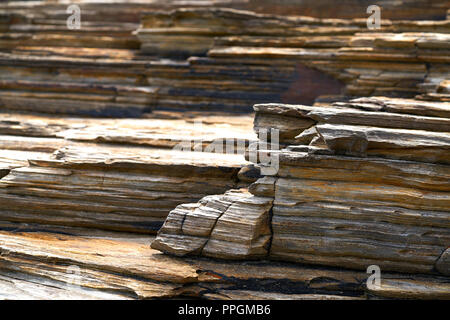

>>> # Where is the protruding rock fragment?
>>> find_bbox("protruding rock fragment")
[152,189,273,259]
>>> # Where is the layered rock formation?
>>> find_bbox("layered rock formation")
[2,5,449,116]
[138,8,450,104]
[4,0,448,21]
[0,112,256,235]
[0,0,449,301]
[235,0,450,20]
[152,188,273,259]
[0,56,156,116]
[153,96,450,278]
[0,1,251,116]
[1,230,449,299]
[0,1,146,116]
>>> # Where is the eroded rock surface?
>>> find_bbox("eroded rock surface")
[137,8,450,106]
[0,112,255,235]
[152,189,273,259]
[2,5,449,116]
[0,1,449,301]
[153,97,450,281]
[1,230,449,300]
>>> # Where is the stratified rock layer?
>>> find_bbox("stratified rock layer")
[1,230,449,299]
[153,96,450,278]
[0,1,249,116]
[137,8,450,106]
[2,6,449,116]
[0,112,255,235]
[152,189,273,259]
[259,97,450,275]
[0,0,449,301]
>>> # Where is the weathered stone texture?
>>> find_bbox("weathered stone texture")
[154,97,450,279]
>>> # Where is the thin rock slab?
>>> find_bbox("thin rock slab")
[1,230,448,299]
[152,189,273,260]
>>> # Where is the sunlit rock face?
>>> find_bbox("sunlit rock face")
[1,5,448,116]
[281,63,345,105]
[153,97,450,277]
[0,112,258,235]
[237,0,449,20]
[0,0,449,300]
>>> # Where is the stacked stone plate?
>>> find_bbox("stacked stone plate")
[252,97,450,275]
[153,96,450,278]
[0,111,256,235]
